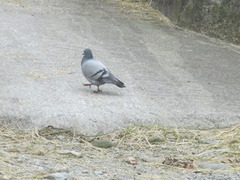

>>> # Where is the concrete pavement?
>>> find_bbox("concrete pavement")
[0,0,239,134]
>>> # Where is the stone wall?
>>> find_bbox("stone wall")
[150,0,240,45]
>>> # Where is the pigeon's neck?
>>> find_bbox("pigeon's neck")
[81,55,93,65]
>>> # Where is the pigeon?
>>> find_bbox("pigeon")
[81,48,125,93]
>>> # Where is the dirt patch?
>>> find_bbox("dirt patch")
[0,123,239,179]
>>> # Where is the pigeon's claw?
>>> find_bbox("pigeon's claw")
[93,86,101,93]
[93,90,101,93]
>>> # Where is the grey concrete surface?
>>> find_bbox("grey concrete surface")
[0,0,239,134]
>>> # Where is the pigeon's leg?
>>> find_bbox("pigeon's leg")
[93,86,102,93]
[83,83,92,88]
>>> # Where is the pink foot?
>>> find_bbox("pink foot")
[83,83,92,88]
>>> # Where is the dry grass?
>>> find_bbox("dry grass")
[0,123,239,179]
[1,123,240,152]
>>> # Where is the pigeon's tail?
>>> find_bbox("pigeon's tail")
[114,78,125,88]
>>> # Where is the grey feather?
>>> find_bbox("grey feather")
[81,49,125,91]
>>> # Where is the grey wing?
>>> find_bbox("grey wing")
[81,60,112,84]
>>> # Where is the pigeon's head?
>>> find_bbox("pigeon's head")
[82,48,93,60]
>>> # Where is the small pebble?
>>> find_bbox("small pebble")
[44,172,69,180]
[82,169,89,174]
[126,156,137,165]
[147,136,165,144]
[91,139,114,148]
[198,162,232,170]
[56,150,83,158]
[94,170,103,176]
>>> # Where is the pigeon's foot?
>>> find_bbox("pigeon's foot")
[93,86,102,93]
[83,83,92,88]
[93,90,102,93]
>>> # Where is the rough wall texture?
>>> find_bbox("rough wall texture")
[150,0,240,44]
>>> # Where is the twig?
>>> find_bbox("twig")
[217,124,240,137]
[145,136,153,147]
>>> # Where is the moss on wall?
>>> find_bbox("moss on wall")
[150,0,240,44]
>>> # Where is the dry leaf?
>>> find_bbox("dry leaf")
[162,157,194,169]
